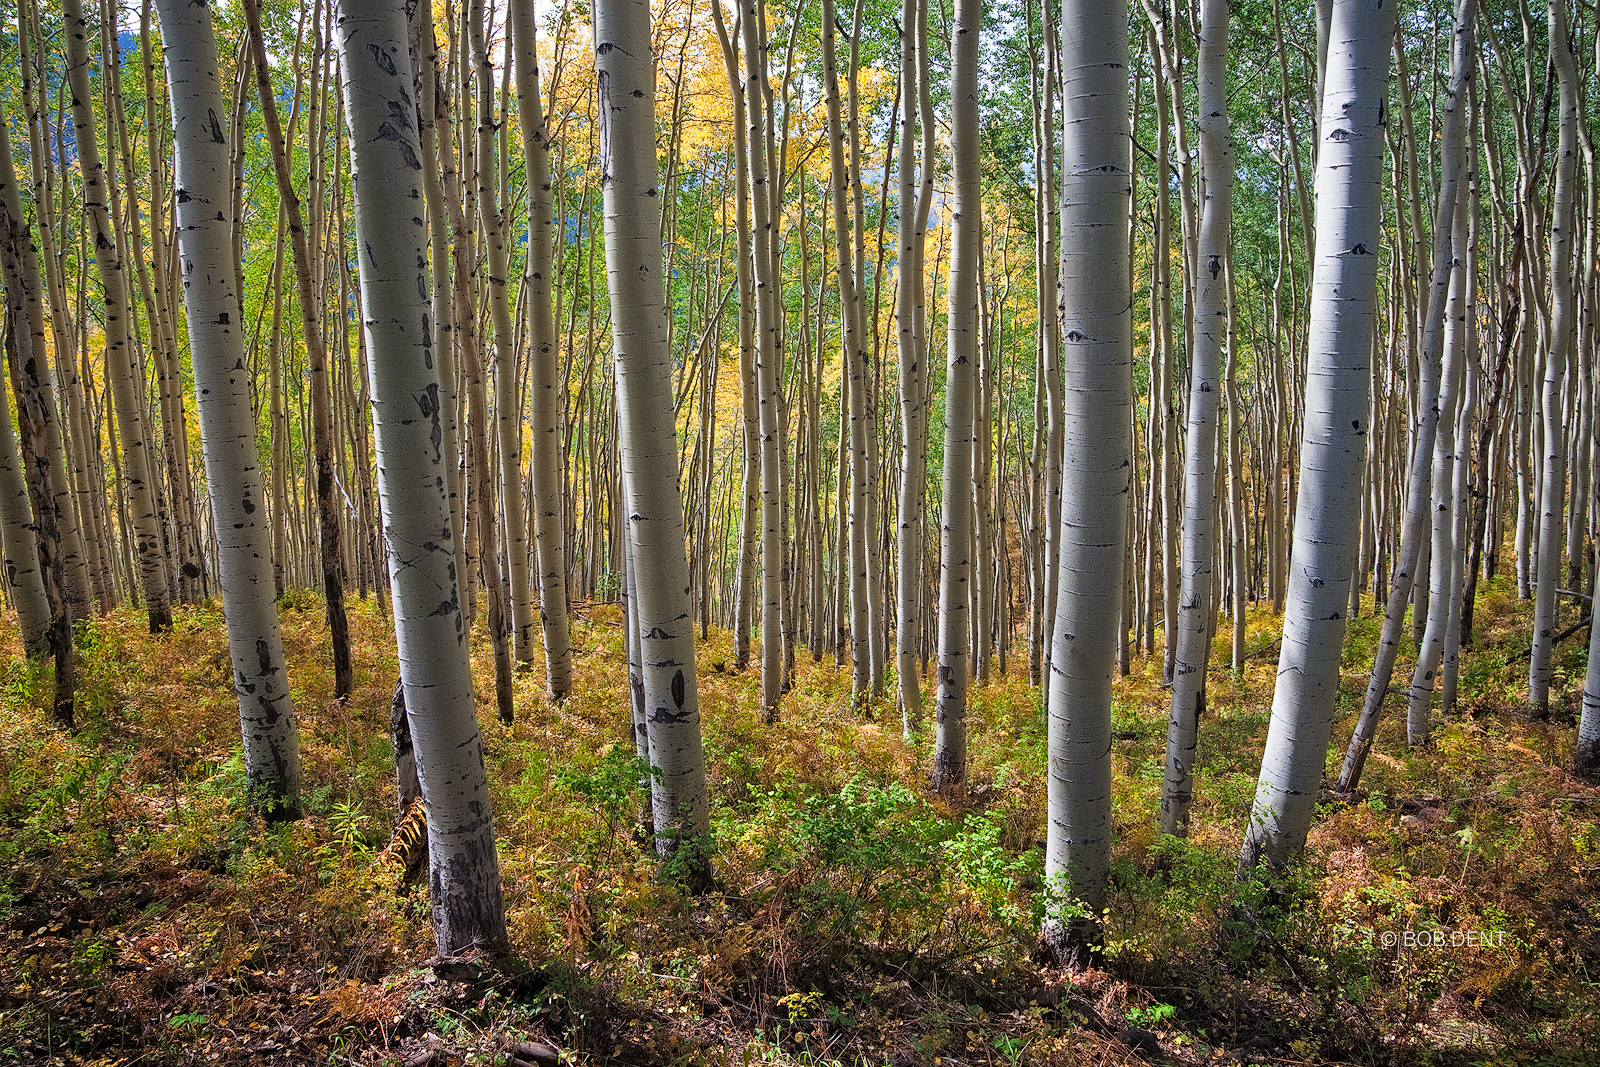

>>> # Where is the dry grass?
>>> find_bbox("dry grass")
[0,578,1596,1065]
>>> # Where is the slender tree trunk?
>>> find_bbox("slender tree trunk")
[822,0,877,711]
[894,0,927,733]
[1160,0,1231,838]
[710,0,760,677]
[594,0,711,884]
[241,0,353,699]
[157,0,303,817]
[1406,172,1472,747]
[931,0,980,794]
[1528,0,1580,715]
[61,0,172,633]
[1337,0,1473,793]
[0,352,51,656]
[339,0,507,953]
[738,0,787,724]
[470,0,537,670]
[509,0,575,701]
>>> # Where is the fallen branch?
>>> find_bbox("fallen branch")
[1508,615,1591,663]
[1243,636,1283,663]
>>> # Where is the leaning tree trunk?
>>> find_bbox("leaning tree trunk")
[1528,0,1580,716]
[1337,0,1473,793]
[1241,0,1394,873]
[508,0,574,701]
[1039,0,1132,969]
[241,0,353,700]
[1159,0,1231,839]
[156,0,302,818]
[0,351,50,656]
[1581,427,1600,773]
[1406,178,1471,748]
[337,0,507,954]
[594,0,712,886]
[61,0,172,633]
[930,0,980,794]
[0,111,88,646]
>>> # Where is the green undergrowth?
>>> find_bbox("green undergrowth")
[1,576,1597,1065]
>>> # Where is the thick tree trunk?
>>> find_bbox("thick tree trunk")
[594,0,712,885]
[1039,0,1131,968]
[1241,0,1394,872]
[338,0,507,953]
[157,0,302,818]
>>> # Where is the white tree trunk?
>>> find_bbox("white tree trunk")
[157,0,303,818]
[1241,0,1393,872]
[1405,181,1471,747]
[337,0,507,953]
[1160,0,1231,838]
[737,0,787,723]
[894,0,928,733]
[469,0,537,669]
[1337,0,1472,792]
[0,319,51,656]
[509,0,574,700]
[931,0,981,793]
[1040,0,1132,967]
[1528,0,1580,714]
[62,0,172,633]
[594,0,711,882]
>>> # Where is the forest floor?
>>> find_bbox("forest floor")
[1,579,1598,1067]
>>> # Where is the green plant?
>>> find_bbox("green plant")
[1125,1002,1177,1028]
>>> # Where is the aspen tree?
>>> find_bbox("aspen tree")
[1242,0,1394,871]
[931,0,981,794]
[1528,0,1580,715]
[894,0,929,731]
[1040,0,1132,967]
[737,0,787,723]
[468,0,537,669]
[337,0,507,951]
[241,0,354,699]
[1160,0,1232,838]
[156,0,303,818]
[708,0,760,677]
[1406,177,1471,747]
[61,0,173,633]
[0,357,50,656]
[509,0,575,701]
[594,0,712,883]
[1338,0,1473,792]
